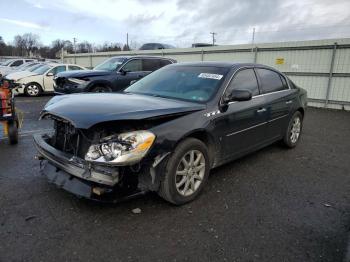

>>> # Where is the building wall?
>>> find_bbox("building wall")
[63,38,350,110]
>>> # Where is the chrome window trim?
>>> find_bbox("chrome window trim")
[119,57,175,73]
[220,65,291,106]
[226,122,266,137]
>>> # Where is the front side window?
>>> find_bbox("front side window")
[125,65,229,103]
[256,68,287,94]
[122,59,142,72]
[48,66,66,75]
[225,68,259,96]
[68,65,83,71]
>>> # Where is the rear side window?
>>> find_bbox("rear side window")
[160,59,172,67]
[226,68,259,96]
[142,59,159,71]
[256,68,287,94]
[142,59,172,71]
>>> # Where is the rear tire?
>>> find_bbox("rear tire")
[283,111,303,148]
[24,83,42,97]
[158,138,210,205]
[8,121,18,145]
[91,86,112,93]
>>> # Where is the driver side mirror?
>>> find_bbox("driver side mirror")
[223,89,252,103]
[47,72,54,77]
[119,68,129,75]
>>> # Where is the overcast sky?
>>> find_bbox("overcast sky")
[0,0,349,47]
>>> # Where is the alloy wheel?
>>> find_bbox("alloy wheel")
[175,150,206,197]
[290,116,301,143]
[27,85,40,96]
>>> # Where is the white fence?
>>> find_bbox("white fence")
[63,38,350,110]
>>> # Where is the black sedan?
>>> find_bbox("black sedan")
[34,62,307,205]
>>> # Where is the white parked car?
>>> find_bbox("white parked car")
[0,59,36,76]
[0,61,42,77]
[6,63,86,96]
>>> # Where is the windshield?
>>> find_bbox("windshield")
[17,62,36,70]
[93,57,125,71]
[27,64,44,71]
[32,64,51,74]
[125,65,229,103]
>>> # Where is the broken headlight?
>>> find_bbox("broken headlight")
[85,130,155,165]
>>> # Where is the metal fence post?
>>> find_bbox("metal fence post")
[201,49,204,61]
[325,42,337,107]
[89,55,93,69]
[74,55,77,65]
[254,47,258,63]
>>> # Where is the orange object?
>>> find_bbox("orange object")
[0,81,11,116]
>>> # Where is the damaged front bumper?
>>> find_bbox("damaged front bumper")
[33,134,146,202]
[34,134,119,186]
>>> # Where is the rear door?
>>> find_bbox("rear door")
[255,68,297,141]
[214,68,268,160]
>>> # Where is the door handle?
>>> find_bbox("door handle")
[286,100,293,104]
[256,108,266,113]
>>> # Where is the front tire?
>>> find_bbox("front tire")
[90,86,112,93]
[158,138,210,205]
[24,83,42,97]
[283,111,303,148]
[8,121,18,145]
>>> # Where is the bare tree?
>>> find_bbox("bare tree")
[13,35,26,56]
[22,33,40,56]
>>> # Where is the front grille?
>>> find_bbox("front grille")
[51,117,89,158]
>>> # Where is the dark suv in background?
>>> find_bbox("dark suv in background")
[53,56,176,94]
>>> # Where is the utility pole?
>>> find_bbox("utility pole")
[210,32,217,46]
[251,27,255,45]
[73,37,77,54]
[126,33,129,50]
[73,37,77,64]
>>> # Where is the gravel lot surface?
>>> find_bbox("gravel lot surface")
[0,95,349,262]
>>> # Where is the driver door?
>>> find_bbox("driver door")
[116,59,146,90]
[213,68,268,160]
[44,65,66,91]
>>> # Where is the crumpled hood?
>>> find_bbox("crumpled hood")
[42,93,206,129]
[56,70,111,79]
[0,67,15,76]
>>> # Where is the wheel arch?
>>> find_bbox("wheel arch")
[297,107,305,118]
[87,81,113,92]
[178,129,218,168]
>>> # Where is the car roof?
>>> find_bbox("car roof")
[110,55,176,61]
[170,61,277,70]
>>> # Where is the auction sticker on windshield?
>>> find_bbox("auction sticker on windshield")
[198,73,223,80]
